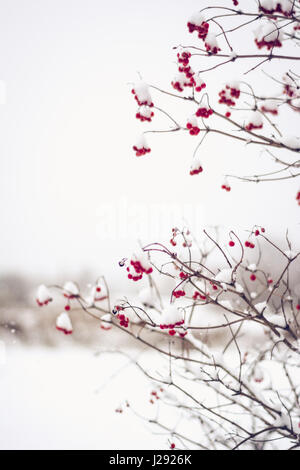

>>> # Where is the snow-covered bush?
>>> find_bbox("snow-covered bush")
[38,1,300,450]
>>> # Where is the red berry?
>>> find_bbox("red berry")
[229,241,235,247]
[250,274,256,282]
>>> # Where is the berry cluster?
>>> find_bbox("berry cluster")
[190,157,203,176]
[205,34,221,55]
[193,291,207,301]
[177,50,191,66]
[245,241,255,249]
[131,82,153,107]
[171,71,195,92]
[126,253,153,282]
[255,36,282,50]
[136,105,154,122]
[56,312,73,335]
[133,135,151,157]
[221,183,231,192]
[173,289,186,299]
[260,100,278,115]
[36,285,52,307]
[186,116,200,135]
[194,76,206,92]
[245,112,263,131]
[196,106,213,118]
[118,313,129,328]
[259,0,294,16]
[219,82,240,107]
[187,13,209,40]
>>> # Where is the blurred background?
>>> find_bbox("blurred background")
[0,0,299,449]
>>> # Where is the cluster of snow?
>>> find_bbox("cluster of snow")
[280,135,300,150]
[214,268,233,284]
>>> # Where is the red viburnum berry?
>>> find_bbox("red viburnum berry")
[170,443,176,449]
[169,329,176,336]
[187,116,200,136]
[250,274,257,282]
[229,241,235,247]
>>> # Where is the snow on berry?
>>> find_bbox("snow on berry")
[221,179,231,192]
[126,250,153,281]
[136,105,154,122]
[100,313,112,330]
[131,81,153,107]
[254,21,283,50]
[204,33,221,54]
[160,305,184,330]
[177,48,191,66]
[63,281,79,299]
[56,312,73,335]
[186,115,200,136]
[245,111,263,131]
[262,0,295,16]
[196,105,213,118]
[187,12,209,40]
[171,71,194,92]
[133,134,151,157]
[190,156,203,175]
[260,99,279,115]
[194,75,206,92]
[219,81,240,106]
[36,284,52,306]
[259,0,276,14]
[282,74,297,98]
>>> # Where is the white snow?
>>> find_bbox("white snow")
[214,268,233,284]
[188,12,205,26]
[63,281,79,296]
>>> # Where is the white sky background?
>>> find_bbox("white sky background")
[0,0,299,288]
